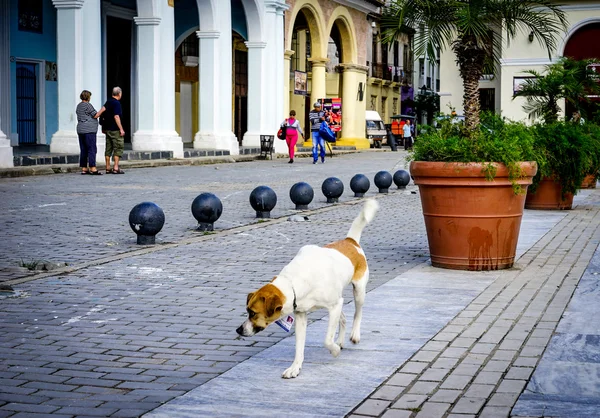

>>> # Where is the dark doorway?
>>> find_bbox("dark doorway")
[16,62,37,145]
[234,48,248,145]
[479,88,496,113]
[564,23,600,121]
[106,16,132,143]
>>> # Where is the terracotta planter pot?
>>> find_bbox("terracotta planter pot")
[525,177,573,210]
[410,161,537,271]
[580,174,598,189]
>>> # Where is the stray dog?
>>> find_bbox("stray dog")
[236,199,379,378]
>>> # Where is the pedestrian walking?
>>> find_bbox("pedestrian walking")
[403,119,413,150]
[102,87,126,174]
[282,110,304,164]
[308,102,326,164]
[76,90,104,175]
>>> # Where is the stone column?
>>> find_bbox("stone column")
[264,0,288,154]
[132,4,183,158]
[0,0,13,167]
[50,0,84,154]
[193,0,238,155]
[339,64,370,149]
[309,58,327,107]
[82,0,105,158]
[242,41,267,147]
[283,49,294,118]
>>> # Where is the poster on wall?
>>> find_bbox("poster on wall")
[319,98,342,133]
[294,71,307,95]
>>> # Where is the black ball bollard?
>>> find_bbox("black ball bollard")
[393,169,411,189]
[350,174,370,197]
[321,177,344,203]
[129,202,165,245]
[289,182,314,210]
[374,171,393,193]
[249,186,277,218]
[191,193,223,231]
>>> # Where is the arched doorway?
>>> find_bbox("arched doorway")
[287,4,325,142]
[103,0,137,144]
[563,21,600,121]
[175,32,199,145]
[325,10,366,147]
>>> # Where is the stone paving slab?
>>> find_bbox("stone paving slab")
[512,241,600,418]
[347,193,600,418]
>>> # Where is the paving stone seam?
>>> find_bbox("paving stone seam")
[2,193,391,287]
[347,204,600,418]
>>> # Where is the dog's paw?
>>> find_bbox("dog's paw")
[282,364,301,379]
[328,343,341,358]
[350,332,361,344]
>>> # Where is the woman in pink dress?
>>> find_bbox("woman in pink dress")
[282,110,304,164]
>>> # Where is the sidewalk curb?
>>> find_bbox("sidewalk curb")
[0,149,391,179]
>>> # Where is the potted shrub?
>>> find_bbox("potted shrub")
[381,0,567,271]
[513,58,600,205]
[525,123,599,209]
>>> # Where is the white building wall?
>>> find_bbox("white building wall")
[440,3,600,122]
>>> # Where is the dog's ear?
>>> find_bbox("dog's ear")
[246,292,254,306]
[266,294,283,318]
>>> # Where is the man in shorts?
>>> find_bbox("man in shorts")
[102,87,125,174]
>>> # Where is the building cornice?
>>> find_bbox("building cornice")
[133,17,161,26]
[500,58,557,67]
[264,0,289,12]
[245,41,267,49]
[196,30,220,39]
[52,0,84,9]
[339,63,369,74]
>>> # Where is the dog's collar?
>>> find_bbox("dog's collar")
[292,286,297,311]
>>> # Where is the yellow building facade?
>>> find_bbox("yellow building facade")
[284,0,388,149]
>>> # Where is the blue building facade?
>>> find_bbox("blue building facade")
[0,0,288,168]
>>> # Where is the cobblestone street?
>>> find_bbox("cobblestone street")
[1,152,599,418]
[0,151,410,283]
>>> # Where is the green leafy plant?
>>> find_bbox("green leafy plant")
[513,57,600,123]
[409,113,544,193]
[529,122,600,197]
[19,259,42,271]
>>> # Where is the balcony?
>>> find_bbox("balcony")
[371,63,404,82]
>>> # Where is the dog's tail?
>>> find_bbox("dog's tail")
[347,199,379,244]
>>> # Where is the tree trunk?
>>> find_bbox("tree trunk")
[454,37,486,138]
[462,72,481,133]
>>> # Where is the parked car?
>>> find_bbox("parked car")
[366,110,387,148]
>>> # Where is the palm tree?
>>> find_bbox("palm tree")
[381,0,568,136]
[514,57,600,123]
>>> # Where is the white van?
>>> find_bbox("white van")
[365,110,387,148]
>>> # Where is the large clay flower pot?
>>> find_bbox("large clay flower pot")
[580,174,597,189]
[410,161,537,271]
[525,177,573,210]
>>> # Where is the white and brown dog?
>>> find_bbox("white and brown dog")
[236,199,379,378]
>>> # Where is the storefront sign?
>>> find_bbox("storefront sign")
[319,98,342,133]
[294,71,307,95]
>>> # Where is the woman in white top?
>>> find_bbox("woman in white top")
[282,110,305,163]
